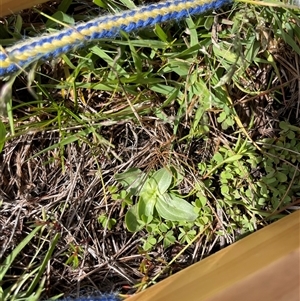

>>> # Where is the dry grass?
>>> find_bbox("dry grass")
[0,118,212,297]
[1,0,300,299]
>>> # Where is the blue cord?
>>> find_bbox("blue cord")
[56,294,121,301]
[0,0,231,77]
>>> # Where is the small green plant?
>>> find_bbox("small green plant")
[114,167,198,250]
[64,243,84,269]
[97,214,117,230]
[0,120,6,153]
[197,122,300,235]
[257,121,300,211]
[115,167,197,232]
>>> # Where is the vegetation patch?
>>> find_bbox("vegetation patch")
[0,0,300,299]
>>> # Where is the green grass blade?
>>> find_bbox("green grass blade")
[25,233,60,296]
[0,226,42,282]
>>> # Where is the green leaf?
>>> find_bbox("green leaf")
[0,226,42,282]
[115,168,146,195]
[185,17,198,47]
[98,214,117,230]
[138,193,157,218]
[220,170,233,180]
[108,185,118,194]
[223,154,243,164]
[29,127,99,160]
[274,15,300,56]
[93,0,108,8]
[159,223,169,233]
[200,215,210,225]
[258,198,266,206]
[163,231,176,248]
[217,111,227,123]
[221,185,230,196]
[152,168,172,195]
[118,0,136,9]
[125,204,143,232]
[204,16,214,30]
[0,119,6,153]
[262,176,277,185]
[213,44,238,64]
[287,131,295,139]
[154,24,168,42]
[143,236,157,251]
[25,233,60,296]
[276,172,288,183]
[15,15,23,35]
[46,11,75,28]
[213,152,223,163]
[279,121,289,131]
[283,195,291,204]
[90,46,127,76]
[156,193,197,222]
[195,194,207,208]
[141,215,153,224]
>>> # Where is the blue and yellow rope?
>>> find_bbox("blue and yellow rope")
[57,293,120,301]
[0,0,231,77]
